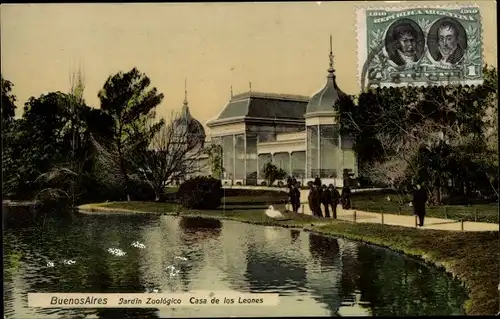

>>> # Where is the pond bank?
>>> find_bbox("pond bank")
[78,201,498,315]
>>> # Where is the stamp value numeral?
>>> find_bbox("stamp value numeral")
[466,65,477,77]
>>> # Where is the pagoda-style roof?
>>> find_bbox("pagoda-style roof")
[305,35,346,118]
[207,91,309,127]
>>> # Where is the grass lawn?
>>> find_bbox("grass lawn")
[81,191,498,315]
[83,199,315,227]
[352,190,499,223]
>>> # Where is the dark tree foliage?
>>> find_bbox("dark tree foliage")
[177,176,222,210]
[2,76,19,196]
[334,65,498,203]
[3,87,115,202]
[98,67,165,201]
[1,75,16,124]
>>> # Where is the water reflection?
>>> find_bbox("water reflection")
[309,233,340,266]
[4,209,467,318]
[244,243,308,294]
[178,217,222,240]
[307,234,342,315]
[177,217,222,290]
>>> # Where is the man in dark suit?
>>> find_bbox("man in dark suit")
[412,184,428,227]
[341,185,352,210]
[308,185,322,217]
[289,182,301,213]
[388,23,421,67]
[435,22,464,65]
[320,185,331,218]
[328,184,340,219]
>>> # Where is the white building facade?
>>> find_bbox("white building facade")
[204,38,358,187]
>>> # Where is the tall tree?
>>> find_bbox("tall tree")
[1,75,17,125]
[98,68,164,201]
[2,76,18,196]
[16,92,72,197]
[65,68,87,205]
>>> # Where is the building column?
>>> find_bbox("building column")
[232,134,236,184]
[305,129,308,179]
[256,153,259,179]
[289,152,292,176]
[339,134,344,187]
[219,137,224,179]
[243,134,247,185]
[317,124,321,178]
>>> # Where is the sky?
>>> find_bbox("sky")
[1,1,497,127]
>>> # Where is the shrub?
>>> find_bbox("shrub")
[262,161,288,186]
[129,177,156,201]
[177,176,222,209]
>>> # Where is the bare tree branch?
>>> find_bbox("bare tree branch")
[132,111,207,200]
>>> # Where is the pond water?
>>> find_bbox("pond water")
[3,209,467,318]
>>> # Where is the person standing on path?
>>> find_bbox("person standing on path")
[308,184,322,217]
[314,176,322,187]
[328,184,340,219]
[412,184,428,227]
[341,185,352,210]
[320,185,331,218]
[289,182,301,213]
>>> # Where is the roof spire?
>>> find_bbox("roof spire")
[183,77,188,106]
[230,85,233,98]
[328,34,335,75]
[249,81,252,92]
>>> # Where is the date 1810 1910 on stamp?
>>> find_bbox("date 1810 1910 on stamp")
[356,6,483,89]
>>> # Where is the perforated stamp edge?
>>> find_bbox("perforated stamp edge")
[355,3,484,90]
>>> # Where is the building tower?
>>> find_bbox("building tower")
[173,78,206,150]
[304,36,355,186]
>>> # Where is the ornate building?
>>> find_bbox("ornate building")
[174,80,206,149]
[205,37,358,187]
[172,79,208,179]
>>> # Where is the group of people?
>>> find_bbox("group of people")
[285,176,429,226]
[286,176,352,219]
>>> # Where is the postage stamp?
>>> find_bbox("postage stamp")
[356,6,484,90]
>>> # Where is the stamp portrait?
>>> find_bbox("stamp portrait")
[426,17,468,65]
[356,6,484,89]
[384,18,425,69]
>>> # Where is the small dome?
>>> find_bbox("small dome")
[173,104,206,149]
[305,74,345,115]
[305,36,345,117]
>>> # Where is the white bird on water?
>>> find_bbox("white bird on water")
[46,261,55,268]
[107,248,126,257]
[131,241,146,249]
[174,256,188,261]
[63,259,76,265]
[145,288,160,293]
[265,205,284,219]
[166,265,180,277]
